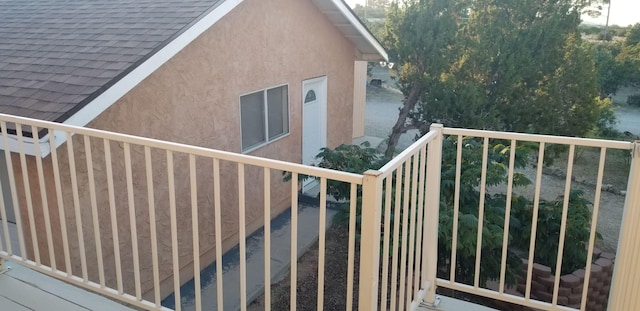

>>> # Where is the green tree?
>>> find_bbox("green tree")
[382,0,464,158]
[384,0,604,158]
[624,23,640,46]
[352,0,390,20]
[617,23,640,86]
[593,44,625,97]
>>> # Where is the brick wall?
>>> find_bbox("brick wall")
[515,249,615,311]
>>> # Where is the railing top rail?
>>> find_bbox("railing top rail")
[378,129,439,175]
[443,127,634,150]
[0,113,363,184]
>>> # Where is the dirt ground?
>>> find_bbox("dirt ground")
[248,222,358,311]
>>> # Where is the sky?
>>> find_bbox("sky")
[344,0,640,27]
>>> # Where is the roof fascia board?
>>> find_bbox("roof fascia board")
[330,0,388,61]
[0,132,62,157]
[62,0,244,130]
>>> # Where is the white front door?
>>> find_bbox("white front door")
[302,76,327,191]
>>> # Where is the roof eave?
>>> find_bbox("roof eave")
[62,0,245,130]
[319,0,388,61]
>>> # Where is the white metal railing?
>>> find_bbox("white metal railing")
[434,127,636,311]
[1,111,640,311]
[0,113,363,311]
[358,124,443,311]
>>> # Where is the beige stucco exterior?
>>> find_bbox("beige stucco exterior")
[9,0,362,301]
[352,60,367,138]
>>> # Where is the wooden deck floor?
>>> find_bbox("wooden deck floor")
[0,263,135,311]
[0,222,135,311]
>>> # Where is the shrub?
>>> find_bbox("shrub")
[628,94,640,107]
[594,97,622,139]
[313,142,388,200]
[308,138,598,286]
[512,190,600,274]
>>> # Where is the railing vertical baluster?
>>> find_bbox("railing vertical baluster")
[123,143,141,299]
[145,146,161,307]
[50,130,71,275]
[0,124,11,253]
[398,162,410,311]
[30,127,56,269]
[66,132,88,282]
[525,142,545,299]
[346,182,357,311]
[552,145,575,306]
[189,155,202,311]
[84,135,105,287]
[213,158,224,311]
[0,197,5,254]
[290,172,298,311]
[498,139,517,293]
[16,124,40,264]
[581,147,607,310]
[238,163,247,311]
[1,121,25,257]
[390,169,402,311]
[263,167,271,310]
[358,170,383,311]
[609,141,640,311]
[0,159,8,253]
[167,150,181,311]
[104,139,123,294]
[473,137,490,288]
[406,153,419,308]
[317,177,327,311]
[422,124,442,303]
[414,145,426,292]
[380,176,393,310]
[450,135,463,283]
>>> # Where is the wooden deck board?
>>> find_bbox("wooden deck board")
[0,266,88,311]
[1,223,136,311]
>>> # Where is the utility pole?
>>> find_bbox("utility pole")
[603,0,612,40]
[365,0,368,20]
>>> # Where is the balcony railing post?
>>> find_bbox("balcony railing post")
[422,124,443,305]
[358,169,383,311]
[609,141,640,310]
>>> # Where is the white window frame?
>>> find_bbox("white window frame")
[239,83,290,153]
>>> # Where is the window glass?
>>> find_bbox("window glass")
[268,86,289,139]
[304,90,316,103]
[240,85,289,152]
[240,91,265,151]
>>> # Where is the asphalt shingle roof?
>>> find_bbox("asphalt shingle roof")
[0,0,223,123]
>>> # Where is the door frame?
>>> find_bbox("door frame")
[301,76,328,192]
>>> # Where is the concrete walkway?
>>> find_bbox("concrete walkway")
[166,197,337,311]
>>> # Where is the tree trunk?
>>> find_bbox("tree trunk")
[384,83,423,158]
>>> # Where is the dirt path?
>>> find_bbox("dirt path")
[611,86,640,136]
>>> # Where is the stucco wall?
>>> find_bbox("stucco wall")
[10,0,357,301]
[352,60,368,138]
